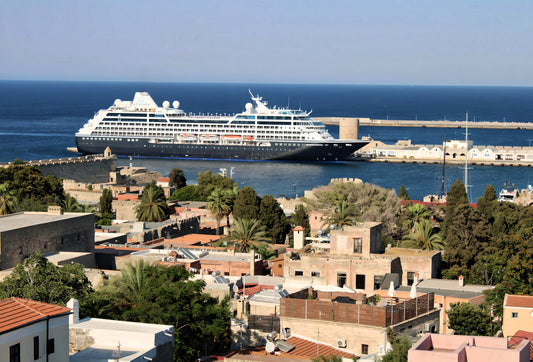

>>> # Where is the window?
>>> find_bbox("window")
[361,344,369,354]
[295,270,303,276]
[10,343,20,362]
[34,336,39,360]
[512,312,518,318]
[353,237,362,253]
[407,272,416,286]
[47,338,55,355]
[337,272,347,288]
[356,274,366,290]
[311,271,321,277]
[374,275,383,290]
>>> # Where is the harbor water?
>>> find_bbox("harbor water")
[0,80,532,201]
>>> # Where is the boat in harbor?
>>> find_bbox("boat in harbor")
[74,91,368,161]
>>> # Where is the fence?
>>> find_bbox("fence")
[281,293,434,328]
[247,315,280,332]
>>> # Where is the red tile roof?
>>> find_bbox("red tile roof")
[283,336,357,358]
[225,336,357,359]
[158,177,170,182]
[509,330,533,360]
[0,298,71,334]
[505,294,533,308]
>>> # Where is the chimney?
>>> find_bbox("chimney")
[67,298,79,324]
[293,226,305,249]
[459,275,464,287]
[249,248,256,276]
[48,205,63,215]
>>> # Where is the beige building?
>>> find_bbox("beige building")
[285,222,440,293]
[359,139,533,164]
[503,294,533,338]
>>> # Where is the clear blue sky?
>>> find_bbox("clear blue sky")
[1,0,532,86]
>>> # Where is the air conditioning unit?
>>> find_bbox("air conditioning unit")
[424,322,434,332]
[337,339,347,348]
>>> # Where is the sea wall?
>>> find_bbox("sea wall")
[0,154,117,184]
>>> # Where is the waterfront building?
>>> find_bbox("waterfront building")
[358,139,533,165]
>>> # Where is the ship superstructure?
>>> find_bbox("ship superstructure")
[75,91,368,161]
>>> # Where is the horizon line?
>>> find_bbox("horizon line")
[1,78,532,88]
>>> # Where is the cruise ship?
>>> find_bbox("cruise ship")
[75,91,368,161]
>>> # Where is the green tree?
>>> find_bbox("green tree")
[170,184,203,201]
[103,260,149,306]
[84,265,231,361]
[0,251,93,305]
[224,218,270,252]
[443,180,469,235]
[476,184,497,223]
[290,204,311,237]
[402,203,430,232]
[399,184,410,200]
[207,187,232,235]
[259,195,290,244]
[381,334,412,362]
[0,182,16,215]
[169,168,187,189]
[322,200,357,230]
[447,302,493,336]
[233,186,261,220]
[62,193,82,212]
[196,170,237,200]
[136,182,169,222]
[402,219,445,250]
[442,204,491,282]
[100,188,113,215]
[13,158,25,165]
[305,181,402,241]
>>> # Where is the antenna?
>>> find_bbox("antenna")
[440,135,446,199]
[464,113,470,203]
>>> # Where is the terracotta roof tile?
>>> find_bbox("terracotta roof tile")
[283,336,357,358]
[509,330,533,360]
[505,294,533,308]
[0,297,71,334]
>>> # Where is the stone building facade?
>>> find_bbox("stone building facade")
[0,209,95,270]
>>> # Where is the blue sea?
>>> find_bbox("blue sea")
[1,80,532,201]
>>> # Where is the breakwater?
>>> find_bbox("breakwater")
[315,117,533,130]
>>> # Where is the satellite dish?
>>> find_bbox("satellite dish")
[233,284,239,293]
[266,341,275,354]
[172,100,180,109]
[114,99,121,106]
[245,103,253,112]
[162,100,170,108]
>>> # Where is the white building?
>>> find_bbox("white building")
[0,297,71,362]
[68,299,174,361]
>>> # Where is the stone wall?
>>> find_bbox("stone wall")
[36,157,116,183]
[0,212,95,270]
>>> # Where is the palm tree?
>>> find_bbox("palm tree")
[61,194,81,212]
[403,203,430,231]
[136,184,169,222]
[207,188,232,235]
[322,200,357,230]
[109,260,149,306]
[224,218,270,252]
[0,183,16,215]
[401,219,445,250]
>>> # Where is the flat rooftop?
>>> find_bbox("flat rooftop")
[0,212,92,232]
[75,317,172,334]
